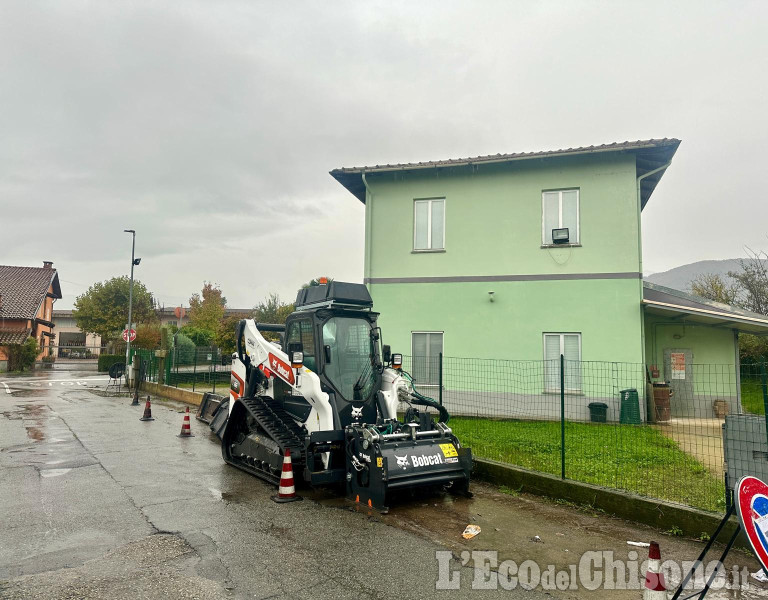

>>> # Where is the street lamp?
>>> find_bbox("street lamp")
[124,229,140,366]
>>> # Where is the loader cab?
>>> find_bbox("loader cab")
[282,281,382,427]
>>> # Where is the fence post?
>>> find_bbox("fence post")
[192,349,198,392]
[212,351,217,394]
[761,363,768,449]
[560,353,566,480]
[438,352,443,407]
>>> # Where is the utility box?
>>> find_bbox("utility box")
[723,414,768,489]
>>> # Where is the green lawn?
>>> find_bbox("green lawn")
[449,417,725,512]
[741,377,766,415]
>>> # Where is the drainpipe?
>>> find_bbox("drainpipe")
[636,161,672,367]
[734,329,742,412]
[362,172,373,287]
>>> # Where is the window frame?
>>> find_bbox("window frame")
[413,197,446,252]
[542,332,582,394]
[541,188,580,247]
[410,330,444,387]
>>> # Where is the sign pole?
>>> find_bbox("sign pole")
[125,230,136,368]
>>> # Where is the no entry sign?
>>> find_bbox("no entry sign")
[736,476,768,572]
[122,328,136,342]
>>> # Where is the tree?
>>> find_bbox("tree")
[73,276,156,341]
[215,312,250,355]
[188,283,226,337]
[729,248,768,316]
[690,274,740,305]
[133,324,161,350]
[693,248,768,363]
[253,293,293,323]
[252,293,293,342]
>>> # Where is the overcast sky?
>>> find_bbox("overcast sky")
[2,1,767,310]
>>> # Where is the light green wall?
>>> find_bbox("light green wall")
[373,279,644,364]
[644,314,737,368]
[364,153,641,280]
[364,152,646,364]
[643,313,738,398]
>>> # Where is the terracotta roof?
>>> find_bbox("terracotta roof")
[0,328,31,345]
[330,138,681,209]
[0,265,62,319]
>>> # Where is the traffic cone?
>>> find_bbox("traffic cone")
[644,541,667,599]
[177,406,194,437]
[271,449,302,503]
[139,396,154,421]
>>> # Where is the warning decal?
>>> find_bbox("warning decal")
[440,443,458,458]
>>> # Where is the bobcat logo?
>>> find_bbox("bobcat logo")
[351,406,363,421]
[394,454,409,470]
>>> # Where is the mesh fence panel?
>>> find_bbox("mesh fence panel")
[128,346,768,514]
[399,355,768,513]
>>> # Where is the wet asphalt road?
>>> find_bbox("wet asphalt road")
[0,370,552,600]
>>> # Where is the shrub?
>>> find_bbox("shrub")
[179,325,214,347]
[7,338,39,371]
[174,333,196,365]
[98,354,125,372]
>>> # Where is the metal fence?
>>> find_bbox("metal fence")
[401,354,768,514]
[130,346,231,393]
[129,344,768,514]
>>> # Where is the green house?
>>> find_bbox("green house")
[331,139,768,420]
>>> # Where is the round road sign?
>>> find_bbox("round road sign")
[122,328,137,342]
[736,475,768,572]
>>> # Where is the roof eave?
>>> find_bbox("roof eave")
[331,138,681,205]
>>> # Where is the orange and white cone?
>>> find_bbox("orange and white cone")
[177,406,194,437]
[644,541,667,599]
[271,448,302,503]
[139,396,154,421]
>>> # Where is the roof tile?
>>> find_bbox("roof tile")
[0,265,62,319]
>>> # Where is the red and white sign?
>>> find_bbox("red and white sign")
[670,352,686,380]
[268,353,295,385]
[122,328,137,342]
[736,476,768,572]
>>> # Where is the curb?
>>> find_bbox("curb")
[472,458,745,544]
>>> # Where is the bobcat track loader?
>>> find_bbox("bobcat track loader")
[215,280,471,512]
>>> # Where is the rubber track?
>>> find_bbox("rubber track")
[225,396,308,485]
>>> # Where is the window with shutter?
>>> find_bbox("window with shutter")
[543,333,582,393]
[542,189,580,246]
[411,331,443,385]
[413,198,445,251]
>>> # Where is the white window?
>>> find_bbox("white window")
[542,189,579,245]
[543,333,582,393]
[411,331,443,385]
[413,198,445,251]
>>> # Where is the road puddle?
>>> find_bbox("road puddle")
[40,468,72,478]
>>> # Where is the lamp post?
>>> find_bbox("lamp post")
[124,229,138,367]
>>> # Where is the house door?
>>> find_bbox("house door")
[663,348,694,417]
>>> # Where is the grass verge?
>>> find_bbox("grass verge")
[449,417,725,512]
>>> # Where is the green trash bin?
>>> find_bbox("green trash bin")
[619,388,642,425]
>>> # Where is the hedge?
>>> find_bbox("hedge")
[98,354,125,373]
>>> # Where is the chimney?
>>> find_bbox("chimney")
[43,261,53,269]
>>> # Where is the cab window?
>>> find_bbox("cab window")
[286,320,316,372]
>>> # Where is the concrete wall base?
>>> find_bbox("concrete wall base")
[473,458,745,544]
[141,381,205,407]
